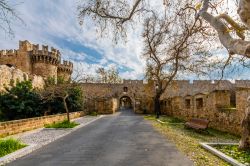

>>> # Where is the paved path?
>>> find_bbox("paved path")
[8,109,193,166]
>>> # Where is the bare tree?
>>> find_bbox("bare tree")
[96,67,122,83]
[239,96,250,149]
[197,0,250,58]
[72,63,122,83]
[0,0,23,36]
[196,0,250,149]
[72,63,96,83]
[40,83,78,122]
[78,0,145,41]
[142,8,212,118]
[78,0,250,149]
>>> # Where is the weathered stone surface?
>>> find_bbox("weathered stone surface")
[81,80,250,135]
[0,111,85,137]
[0,65,45,91]
[0,40,73,82]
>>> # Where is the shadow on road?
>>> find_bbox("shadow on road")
[119,108,137,116]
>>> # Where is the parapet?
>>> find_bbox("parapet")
[0,49,18,57]
[58,60,73,73]
[31,43,61,65]
[19,40,33,51]
[235,80,250,88]
[123,79,143,84]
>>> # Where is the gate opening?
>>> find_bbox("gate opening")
[120,96,132,109]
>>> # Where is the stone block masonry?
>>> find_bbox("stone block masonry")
[0,65,45,91]
[0,111,85,137]
[0,40,73,82]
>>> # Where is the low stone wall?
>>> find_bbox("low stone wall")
[0,111,85,137]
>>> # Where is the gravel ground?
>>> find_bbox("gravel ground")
[13,116,100,145]
[0,115,102,165]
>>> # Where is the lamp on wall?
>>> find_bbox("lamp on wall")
[155,83,160,119]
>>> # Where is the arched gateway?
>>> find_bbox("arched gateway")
[119,96,133,109]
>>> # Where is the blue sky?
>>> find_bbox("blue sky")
[0,1,249,81]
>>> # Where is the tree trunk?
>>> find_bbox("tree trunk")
[63,95,70,122]
[154,95,161,119]
[44,105,51,116]
[239,97,250,150]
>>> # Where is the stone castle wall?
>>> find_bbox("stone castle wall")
[32,62,58,80]
[0,40,73,81]
[0,65,45,91]
[81,79,250,135]
[81,80,146,114]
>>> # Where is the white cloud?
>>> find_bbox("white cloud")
[0,0,145,79]
[0,0,249,81]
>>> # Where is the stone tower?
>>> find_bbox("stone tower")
[0,40,73,81]
[31,45,61,80]
[57,60,73,81]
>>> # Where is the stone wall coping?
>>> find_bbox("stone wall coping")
[200,142,245,166]
[0,111,83,126]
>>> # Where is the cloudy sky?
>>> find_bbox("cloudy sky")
[0,0,249,81]
[0,0,145,79]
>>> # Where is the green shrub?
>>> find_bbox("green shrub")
[89,111,98,116]
[0,139,26,157]
[0,81,43,121]
[42,86,84,115]
[45,120,79,128]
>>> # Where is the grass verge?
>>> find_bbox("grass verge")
[88,111,98,116]
[144,115,240,166]
[214,145,250,165]
[0,139,26,157]
[45,120,79,128]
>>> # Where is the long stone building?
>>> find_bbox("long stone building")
[0,40,73,81]
[81,79,250,135]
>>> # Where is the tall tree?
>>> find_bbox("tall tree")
[197,0,250,58]
[196,0,250,149]
[96,67,122,83]
[78,0,250,149]
[143,11,211,118]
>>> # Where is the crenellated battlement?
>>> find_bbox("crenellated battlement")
[58,60,73,73]
[0,49,18,57]
[30,43,61,65]
[123,79,143,84]
[0,40,73,81]
[32,45,60,56]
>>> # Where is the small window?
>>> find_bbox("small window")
[230,92,236,107]
[185,99,191,109]
[123,86,128,92]
[196,98,203,109]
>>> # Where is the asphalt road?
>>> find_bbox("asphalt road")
[8,109,193,166]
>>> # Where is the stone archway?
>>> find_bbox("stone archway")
[119,95,133,110]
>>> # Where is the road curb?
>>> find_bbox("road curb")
[200,142,245,166]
